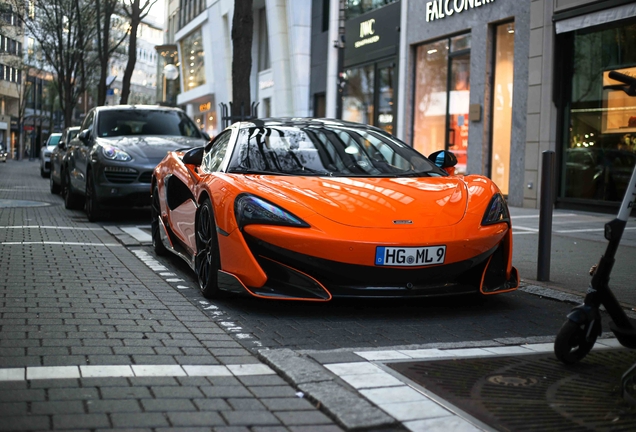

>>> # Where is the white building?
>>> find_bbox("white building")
[169,0,311,137]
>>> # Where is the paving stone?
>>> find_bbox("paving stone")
[167,411,227,426]
[275,411,333,425]
[260,398,315,411]
[128,377,179,386]
[150,386,204,399]
[227,397,267,411]
[31,400,85,414]
[111,413,170,428]
[53,413,111,429]
[87,399,143,413]
[140,398,197,412]
[249,386,299,398]
[290,426,345,432]
[221,410,281,426]
[238,375,288,386]
[0,416,50,431]
[200,385,253,398]
[192,398,232,411]
[101,386,152,399]
[0,389,45,402]
[80,377,131,387]
[49,387,99,401]
[0,402,28,415]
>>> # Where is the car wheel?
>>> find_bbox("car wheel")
[63,169,83,210]
[40,167,46,178]
[195,198,221,299]
[50,172,61,194]
[151,186,169,256]
[85,171,102,222]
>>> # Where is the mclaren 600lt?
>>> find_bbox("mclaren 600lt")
[151,118,518,301]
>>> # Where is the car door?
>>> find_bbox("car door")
[70,110,95,194]
[167,130,233,255]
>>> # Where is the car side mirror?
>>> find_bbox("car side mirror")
[182,146,204,166]
[78,129,91,144]
[58,142,66,150]
[428,150,458,175]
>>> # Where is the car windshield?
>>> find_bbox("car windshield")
[47,135,61,146]
[97,110,203,139]
[226,125,446,177]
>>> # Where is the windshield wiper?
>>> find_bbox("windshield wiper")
[286,167,333,176]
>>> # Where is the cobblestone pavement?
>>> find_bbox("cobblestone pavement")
[0,160,347,431]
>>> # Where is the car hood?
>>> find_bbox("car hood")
[240,175,469,228]
[97,136,206,162]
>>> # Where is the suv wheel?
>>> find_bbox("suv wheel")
[85,171,102,222]
[50,173,61,194]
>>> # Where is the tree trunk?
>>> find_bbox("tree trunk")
[120,0,141,105]
[231,0,254,119]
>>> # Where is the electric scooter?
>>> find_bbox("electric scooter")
[554,70,636,403]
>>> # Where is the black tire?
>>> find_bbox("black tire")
[195,199,221,299]
[40,167,47,178]
[63,169,83,210]
[554,319,600,365]
[85,171,102,222]
[151,186,168,256]
[50,172,61,194]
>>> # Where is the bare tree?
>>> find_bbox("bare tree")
[10,0,98,128]
[231,0,254,118]
[120,0,157,104]
[95,0,128,106]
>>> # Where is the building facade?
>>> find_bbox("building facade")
[171,0,311,138]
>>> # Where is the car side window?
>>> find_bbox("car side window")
[203,131,232,172]
[81,111,95,138]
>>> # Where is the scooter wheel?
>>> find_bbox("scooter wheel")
[554,319,600,365]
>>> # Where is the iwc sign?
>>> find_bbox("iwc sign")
[344,1,400,67]
[426,0,495,22]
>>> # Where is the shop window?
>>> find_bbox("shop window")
[342,65,375,125]
[562,19,636,202]
[413,34,470,173]
[180,29,205,91]
[490,22,515,195]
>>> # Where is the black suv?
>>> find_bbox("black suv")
[62,105,208,221]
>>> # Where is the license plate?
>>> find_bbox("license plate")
[375,245,446,267]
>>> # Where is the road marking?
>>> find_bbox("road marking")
[512,227,636,235]
[121,226,152,242]
[0,241,121,246]
[0,364,275,381]
[512,225,539,232]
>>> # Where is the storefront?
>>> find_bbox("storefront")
[341,1,401,135]
[403,0,529,205]
[552,1,636,210]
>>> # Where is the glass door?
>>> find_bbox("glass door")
[376,61,395,134]
[448,53,470,174]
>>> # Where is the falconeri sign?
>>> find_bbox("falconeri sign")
[425,0,495,22]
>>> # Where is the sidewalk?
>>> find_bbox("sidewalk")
[1,159,635,431]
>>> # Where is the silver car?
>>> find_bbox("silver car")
[50,126,80,194]
[0,146,7,162]
[40,133,62,177]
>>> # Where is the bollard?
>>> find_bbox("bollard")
[537,150,556,281]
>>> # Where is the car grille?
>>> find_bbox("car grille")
[104,167,138,183]
[138,171,153,183]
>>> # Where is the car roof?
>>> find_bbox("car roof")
[236,117,385,132]
[93,105,184,113]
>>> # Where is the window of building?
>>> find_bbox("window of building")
[490,22,515,195]
[560,19,636,203]
[345,0,397,20]
[413,34,471,173]
[180,29,205,91]
[258,8,270,72]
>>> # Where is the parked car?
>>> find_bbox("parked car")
[151,118,519,301]
[0,145,7,162]
[40,133,62,177]
[50,126,80,194]
[63,105,208,221]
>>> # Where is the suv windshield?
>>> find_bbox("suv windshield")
[97,110,202,139]
[227,125,446,177]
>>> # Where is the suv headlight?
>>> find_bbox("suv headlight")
[482,193,510,226]
[102,144,132,161]
[235,194,310,229]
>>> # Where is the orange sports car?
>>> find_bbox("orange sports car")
[151,118,518,301]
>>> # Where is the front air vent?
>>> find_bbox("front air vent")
[104,166,138,184]
[138,172,153,183]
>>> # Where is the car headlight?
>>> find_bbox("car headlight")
[102,144,132,161]
[234,194,310,229]
[44,151,52,157]
[482,193,510,226]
